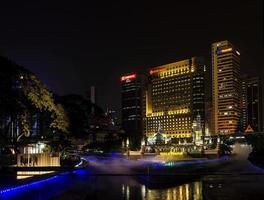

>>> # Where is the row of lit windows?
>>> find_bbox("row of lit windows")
[148,121,191,125]
[153,102,191,107]
[152,88,191,94]
[153,79,191,87]
[219,111,239,116]
[154,79,192,84]
[146,129,192,135]
[153,84,191,91]
[153,76,191,84]
[148,126,192,131]
[152,97,191,102]
[145,115,191,119]
[147,121,191,126]
[157,68,192,78]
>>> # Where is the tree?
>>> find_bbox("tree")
[246,134,264,153]
[58,94,104,138]
[0,56,69,146]
[50,103,69,134]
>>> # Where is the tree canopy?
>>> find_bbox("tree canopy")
[0,56,69,141]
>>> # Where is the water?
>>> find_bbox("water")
[84,176,202,200]
[0,169,203,200]
[1,145,264,200]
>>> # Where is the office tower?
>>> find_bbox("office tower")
[212,40,241,135]
[242,76,263,132]
[87,86,97,104]
[241,76,248,131]
[144,57,206,141]
[204,58,213,136]
[121,73,146,149]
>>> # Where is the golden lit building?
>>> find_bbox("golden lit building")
[212,40,241,135]
[144,57,206,139]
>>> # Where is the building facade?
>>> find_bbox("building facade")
[212,40,241,135]
[144,57,206,141]
[241,76,263,132]
[121,73,146,149]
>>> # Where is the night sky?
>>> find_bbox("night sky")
[0,1,262,116]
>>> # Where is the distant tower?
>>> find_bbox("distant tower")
[87,86,97,114]
[87,86,97,104]
[241,76,263,132]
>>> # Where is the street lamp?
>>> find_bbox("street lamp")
[126,138,129,159]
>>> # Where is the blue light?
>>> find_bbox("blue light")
[248,163,264,173]
[216,49,222,55]
[0,169,93,199]
[0,175,58,195]
[152,156,230,169]
[73,169,92,175]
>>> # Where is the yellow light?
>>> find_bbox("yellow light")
[147,111,164,117]
[221,48,232,53]
[235,50,240,55]
[168,108,189,115]
[160,152,184,156]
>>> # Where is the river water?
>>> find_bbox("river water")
[0,171,203,200]
[1,144,264,200]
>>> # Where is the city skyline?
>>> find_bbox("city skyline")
[0,2,264,199]
[0,1,262,113]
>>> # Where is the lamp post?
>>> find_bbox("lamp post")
[126,138,130,159]
[140,137,146,155]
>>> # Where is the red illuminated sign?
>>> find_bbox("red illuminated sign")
[149,68,165,75]
[121,74,137,81]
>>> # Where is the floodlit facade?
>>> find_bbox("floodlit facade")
[212,40,241,135]
[144,57,206,140]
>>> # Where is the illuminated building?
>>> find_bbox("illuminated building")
[144,57,206,140]
[121,73,146,149]
[212,40,241,135]
[241,76,263,132]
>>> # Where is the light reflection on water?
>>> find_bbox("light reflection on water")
[16,171,54,180]
[121,181,202,200]
[84,175,202,200]
[1,170,202,200]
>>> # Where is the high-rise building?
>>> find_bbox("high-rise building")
[87,86,97,104]
[204,58,213,136]
[121,73,146,149]
[144,57,206,141]
[212,40,241,135]
[241,76,263,132]
[241,76,248,131]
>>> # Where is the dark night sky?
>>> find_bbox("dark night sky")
[0,1,263,116]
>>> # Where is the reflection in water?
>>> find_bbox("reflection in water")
[146,181,202,200]
[2,170,202,200]
[17,171,54,179]
[121,181,202,200]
